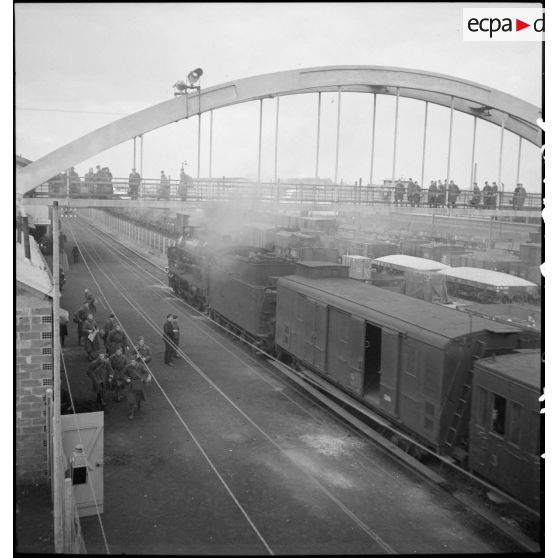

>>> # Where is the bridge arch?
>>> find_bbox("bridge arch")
[17,65,541,195]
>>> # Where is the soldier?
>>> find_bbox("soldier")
[84,288,97,314]
[102,313,117,351]
[491,182,499,209]
[177,167,192,201]
[482,181,492,208]
[513,183,527,210]
[68,167,81,195]
[428,181,438,208]
[109,347,128,402]
[406,179,415,207]
[73,303,89,346]
[106,324,128,356]
[84,168,95,195]
[133,336,152,364]
[128,168,141,199]
[394,180,405,206]
[447,180,460,208]
[437,180,447,207]
[93,165,103,197]
[82,313,100,361]
[86,353,113,409]
[157,171,170,200]
[123,359,150,420]
[163,314,177,366]
[470,183,481,208]
[412,180,421,206]
[171,315,181,359]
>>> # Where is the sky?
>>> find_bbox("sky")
[15,2,543,191]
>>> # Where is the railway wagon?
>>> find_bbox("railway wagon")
[275,262,539,455]
[208,252,296,350]
[469,350,541,510]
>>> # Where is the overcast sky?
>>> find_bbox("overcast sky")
[15,2,542,191]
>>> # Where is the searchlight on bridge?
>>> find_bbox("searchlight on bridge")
[173,67,204,96]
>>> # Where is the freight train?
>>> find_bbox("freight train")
[168,233,541,511]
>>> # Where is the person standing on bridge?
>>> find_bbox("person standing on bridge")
[158,171,170,200]
[84,168,95,195]
[470,183,481,208]
[513,183,527,210]
[482,181,491,208]
[491,182,499,209]
[128,168,141,200]
[447,180,460,208]
[178,167,192,201]
[427,181,438,208]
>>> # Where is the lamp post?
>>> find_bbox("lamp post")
[173,68,204,179]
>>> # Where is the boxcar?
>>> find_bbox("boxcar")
[275,262,539,454]
[469,350,541,510]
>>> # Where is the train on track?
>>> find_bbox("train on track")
[167,228,541,512]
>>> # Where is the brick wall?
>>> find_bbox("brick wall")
[16,295,53,484]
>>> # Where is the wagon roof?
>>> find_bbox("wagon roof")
[279,275,520,342]
[473,350,541,389]
[438,267,538,288]
[374,254,450,271]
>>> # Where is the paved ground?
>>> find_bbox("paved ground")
[15,483,54,553]
[27,215,527,555]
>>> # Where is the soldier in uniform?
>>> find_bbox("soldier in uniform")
[512,183,527,210]
[133,336,152,364]
[437,180,447,207]
[109,347,128,402]
[163,314,177,366]
[406,179,415,207]
[447,180,460,208]
[123,359,150,420]
[84,168,95,195]
[428,181,438,208]
[128,168,141,199]
[106,324,128,356]
[157,171,170,200]
[394,180,406,206]
[177,167,192,201]
[491,181,499,209]
[82,313,100,361]
[482,181,492,208]
[86,353,113,409]
[73,303,89,346]
[68,167,81,195]
[470,183,481,208]
[102,313,117,352]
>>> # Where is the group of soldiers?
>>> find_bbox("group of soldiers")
[155,167,193,200]
[72,288,154,420]
[392,178,527,210]
[48,166,114,197]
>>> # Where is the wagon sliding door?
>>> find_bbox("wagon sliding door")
[303,299,327,371]
[380,328,401,417]
[326,308,365,395]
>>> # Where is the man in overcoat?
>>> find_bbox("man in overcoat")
[133,336,152,364]
[109,347,128,402]
[106,324,127,356]
[86,353,113,408]
[163,314,177,365]
[123,359,150,420]
[82,313,100,361]
[73,303,89,346]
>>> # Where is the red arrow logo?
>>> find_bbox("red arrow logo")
[516,19,530,31]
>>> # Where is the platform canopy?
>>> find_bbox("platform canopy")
[373,254,450,272]
[437,267,538,288]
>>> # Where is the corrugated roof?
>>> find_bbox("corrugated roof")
[374,254,450,271]
[16,236,53,297]
[474,350,541,389]
[279,275,519,344]
[438,267,538,288]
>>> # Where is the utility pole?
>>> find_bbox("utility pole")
[52,201,63,552]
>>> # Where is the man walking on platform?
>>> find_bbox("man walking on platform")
[163,314,177,366]
[86,353,113,409]
[171,315,181,359]
[123,359,150,420]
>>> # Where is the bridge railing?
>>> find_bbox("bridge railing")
[25,177,542,210]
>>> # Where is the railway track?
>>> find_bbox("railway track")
[72,214,540,553]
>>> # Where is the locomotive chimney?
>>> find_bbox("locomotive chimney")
[22,215,31,260]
